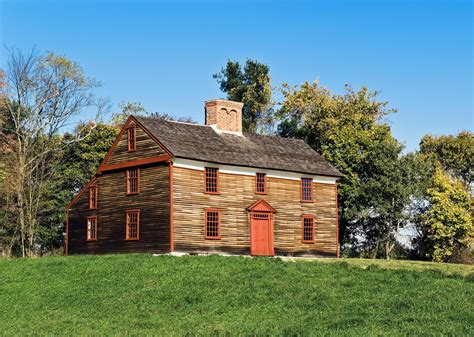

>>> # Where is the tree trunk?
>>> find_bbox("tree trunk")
[16,159,27,257]
[385,241,391,260]
[18,192,26,258]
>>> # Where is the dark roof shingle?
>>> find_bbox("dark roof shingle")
[135,116,343,177]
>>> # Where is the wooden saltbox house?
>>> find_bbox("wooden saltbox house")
[66,99,343,257]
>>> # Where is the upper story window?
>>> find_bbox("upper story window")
[127,125,136,152]
[205,208,220,239]
[255,173,266,194]
[204,167,219,194]
[126,168,140,195]
[126,210,140,240]
[86,216,97,241]
[301,178,313,202]
[302,215,315,243]
[89,186,98,209]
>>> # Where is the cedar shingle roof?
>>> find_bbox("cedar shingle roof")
[135,116,343,177]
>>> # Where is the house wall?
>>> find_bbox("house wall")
[172,166,338,256]
[67,163,170,254]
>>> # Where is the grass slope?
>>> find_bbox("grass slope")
[1,254,473,335]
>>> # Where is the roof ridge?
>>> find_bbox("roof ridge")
[246,132,308,143]
[136,115,204,127]
[138,116,304,141]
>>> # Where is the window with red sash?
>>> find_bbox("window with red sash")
[302,215,315,243]
[301,178,313,202]
[204,167,219,194]
[205,209,220,239]
[256,173,266,194]
[89,186,98,209]
[126,210,140,240]
[127,125,136,152]
[126,168,140,195]
[86,216,97,241]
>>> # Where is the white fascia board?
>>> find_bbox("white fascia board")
[171,158,338,184]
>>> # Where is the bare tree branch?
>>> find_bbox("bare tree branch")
[0,47,108,257]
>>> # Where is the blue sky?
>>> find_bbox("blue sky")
[1,0,472,151]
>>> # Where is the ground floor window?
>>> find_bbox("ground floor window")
[302,215,315,243]
[86,216,97,241]
[205,208,220,239]
[126,210,140,240]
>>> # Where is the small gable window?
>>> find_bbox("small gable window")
[126,168,140,195]
[205,208,220,239]
[126,210,140,240]
[86,216,97,241]
[89,186,98,209]
[256,173,266,194]
[301,178,313,202]
[204,167,219,194]
[302,215,315,243]
[127,125,136,152]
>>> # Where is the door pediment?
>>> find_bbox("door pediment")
[247,199,276,213]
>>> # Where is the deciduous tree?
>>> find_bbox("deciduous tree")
[277,81,417,258]
[0,49,107,257]
[419,167,472,262]
[110,101,146,126]
[214,59,273,133]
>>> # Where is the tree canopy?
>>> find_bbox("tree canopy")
[420,131,473,186]
[213,59,272,133]
[419,167,472,262]
[276,81,418,258]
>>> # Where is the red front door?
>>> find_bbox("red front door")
[250,213,274,256]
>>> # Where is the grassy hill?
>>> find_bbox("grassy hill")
[1,254,473,335]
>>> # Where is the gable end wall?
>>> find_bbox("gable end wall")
[104,122,168,167]
[68,163,170,254]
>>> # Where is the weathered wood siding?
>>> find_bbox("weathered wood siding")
[105,123,167,166]
[172,167,337,256]
[68,163,170,254]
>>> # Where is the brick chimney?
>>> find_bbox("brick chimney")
[205,99,243,135]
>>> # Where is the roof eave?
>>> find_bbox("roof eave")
[173,155,343,178]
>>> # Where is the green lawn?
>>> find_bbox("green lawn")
[1,254,473,335]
